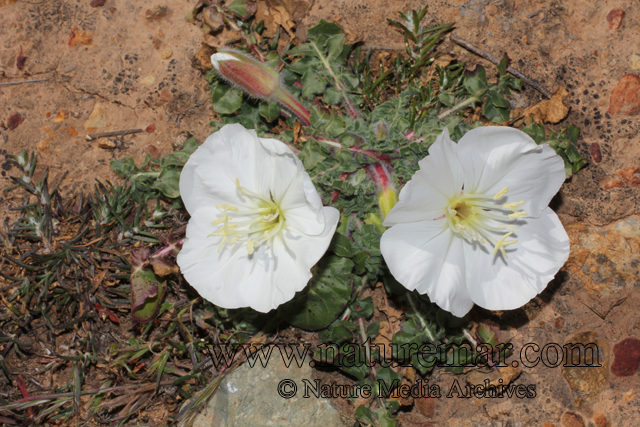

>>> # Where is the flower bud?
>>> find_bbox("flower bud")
[211,50,280,99]
[378,187,398,219]
[211,49,311,125]
[367,162,398,219]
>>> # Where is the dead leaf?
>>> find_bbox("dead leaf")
[521,87,570,124]
[7,113,24,130]
[16,46,26,70]
[191,43,216,72]
[67,126,79,136]
[68,26,93,47]
[271,5,296,38]
[53,110,68,123]
[0,0,17,7]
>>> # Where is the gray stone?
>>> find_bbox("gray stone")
[193,347,347,427]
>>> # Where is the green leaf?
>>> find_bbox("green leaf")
[366,322,380,338]
[278,255,354,331]
[131,250,166,323]
[161,137,198,168]
[317,320,357,344]
[111,157,138,177]
[300,139,326,169]
[355,405,375,426]
[152,168,181,199]
[306,19,343,40]
[326,34,346,60]
[329,232,352,257]
[324,87,342,105]
[224,0,257,20]
[211,84,243,114]
[301,71,327,98]
[376,366,401,391]
[258,101,280,122]
[350,296,374,319]
[497,53,510,76]
[325,114,346,137]
[463,66,488,96]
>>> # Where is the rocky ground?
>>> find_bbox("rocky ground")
[1,0,640,426]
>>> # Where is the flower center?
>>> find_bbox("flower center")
[445,187,527,258]
[208,179,285,255]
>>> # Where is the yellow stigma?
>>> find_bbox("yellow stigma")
[445,187,528,259]
[208,180,285,255]
[492,231,517,258]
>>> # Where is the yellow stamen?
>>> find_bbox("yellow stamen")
[493,187,509,200]
[247,238,255,255]
[503,201,525,212]
[235,178,247,196]
[216,203,238,212]
[508,211,528,220]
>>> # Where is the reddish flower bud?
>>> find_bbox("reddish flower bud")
[211,49,311,125]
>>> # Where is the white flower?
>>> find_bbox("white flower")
[380,127,570,317]
[177,124,339,312]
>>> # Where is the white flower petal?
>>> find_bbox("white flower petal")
[281,207,340,271]
[180,124,274,213]
[381,219,474,317]
[456,127,565,218]
[384,129,463,226]
[462,207,569,311]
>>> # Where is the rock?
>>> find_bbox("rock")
[594,413,609,427]
[160,49,173,60]
[589,143,602,163]
[554,316,565,329]
[613,216,640,238]
[84,103,107,132]
[144,144,160,159]
[600,176,625,190]
[415,396,436,418]
[616,165,640,187]
[68,26,92,47]
[141,75,156,86]
[561,411,585,427]
[631,54,640,70]
[170,131,192,151]
[192,43,216,72]
[608,74,640,116]
[145,5,168,20]
[192,348,346,427]
[606,9,625,30]
[561,331,609,404]
[564,222,640,300]
[98,138,116,149]
[611,337,640,376]
[90,0,106,7]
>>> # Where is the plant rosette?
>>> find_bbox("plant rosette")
[177,124,339,312]
[380,126,570,317]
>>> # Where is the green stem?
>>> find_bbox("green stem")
[407,293,435,342]
[437,95,480,120]
[309,40,359,120]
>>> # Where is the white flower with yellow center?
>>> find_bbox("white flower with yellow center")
[177,124,339,312]
[380,127,570,317]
